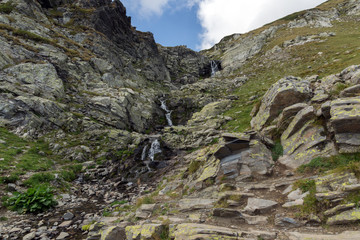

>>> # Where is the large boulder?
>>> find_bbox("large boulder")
[279,120,335,169]
[251,77,312,131]
[330,97,360,153]
[215,133,274,179]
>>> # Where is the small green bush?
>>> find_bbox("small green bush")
[293,179,317,215]
[0,174,19,184]
[293,179,316,193]
[271,141,283,161]
[24,173,55,187]
[60,164,83,181]
[188,161,202,174]
[13,29,52,44]
[297,153,360,174]
[0,1,15,14]
[5,186,57,213]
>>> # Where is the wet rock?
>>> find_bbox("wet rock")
[244,198,278,214]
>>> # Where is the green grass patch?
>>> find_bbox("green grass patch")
[188,161,202,174]
[60,164,83,181]
[136,196,154,208]
[293,179,318,215]
[0,174,19,184]
[23,173,55,187]
[0,1,15,14]
[330,82,350,96]
[297,153,360,174]
[271,141,283,161]
[220,19,360,132]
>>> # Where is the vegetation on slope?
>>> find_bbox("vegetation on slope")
[221,18,360,132]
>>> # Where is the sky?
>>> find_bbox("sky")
[121,0,327,50]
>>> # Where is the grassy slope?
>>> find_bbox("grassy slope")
[219,15,360,132]
[0,128,82,191]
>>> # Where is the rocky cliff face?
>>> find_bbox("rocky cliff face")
[0,0,210,138]
[2,0,360,240]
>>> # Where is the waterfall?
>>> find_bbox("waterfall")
[160,99,173,126]
[211,60,219,77]
[148,139,162,162]
[141,145,148,161]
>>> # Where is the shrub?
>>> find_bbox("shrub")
[271,141,283,161]
[0,1,15,14]
[0,174,19,184]
[188,161,202,174]
[293,179,317,215]
[136,196,154,208]
[5,186,57,213]
[23,173,55,187]
[297,153,360,174]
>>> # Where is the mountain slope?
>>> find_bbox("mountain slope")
[1,0,360,239]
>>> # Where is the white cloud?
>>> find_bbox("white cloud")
[122,0,326,49]
[197,0,326,49]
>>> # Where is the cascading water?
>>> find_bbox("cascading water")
[141,145,148,161]
[211,60,219,77]
[148,139,162,161]
[160,99,173,126]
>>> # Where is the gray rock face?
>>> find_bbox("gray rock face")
[0,0,211,139]
[288,9,339,28]
[206,26,281,75]
[279,106,335,169]
[2,63,64,100]
[330,97,360,153]
[158,45,210,85]
[215,133,274,179]
[277,103,308,132]
[251,77,312,131]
